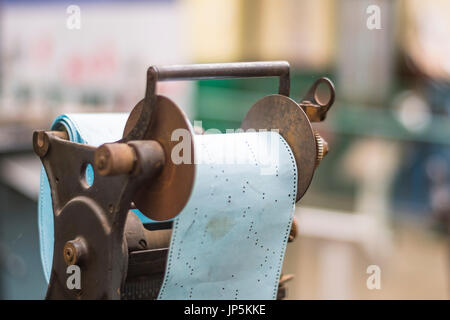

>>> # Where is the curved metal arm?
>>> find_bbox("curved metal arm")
[299,77,335,122]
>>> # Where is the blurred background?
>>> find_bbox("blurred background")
[0,0,448,299]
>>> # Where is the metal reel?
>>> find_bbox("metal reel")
[242,94,317,201]
[123,95,196,221]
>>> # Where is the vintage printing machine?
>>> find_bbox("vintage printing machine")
[32,61,335,299]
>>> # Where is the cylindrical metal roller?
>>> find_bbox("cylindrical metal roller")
[127,140,165,177]
[125,211,171,252]
[95,143,136,176]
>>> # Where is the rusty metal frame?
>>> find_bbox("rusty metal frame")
[33,131,168,299]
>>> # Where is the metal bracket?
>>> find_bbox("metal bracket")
[33,131,167,299]
[299,77,335,122]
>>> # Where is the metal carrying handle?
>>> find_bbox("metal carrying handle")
[147,61,290,96]
[123,61,291,141]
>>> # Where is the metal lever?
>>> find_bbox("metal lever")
[299,77,335,122]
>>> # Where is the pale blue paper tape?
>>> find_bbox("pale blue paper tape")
[158,131,297,300]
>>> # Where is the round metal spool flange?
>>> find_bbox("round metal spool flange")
[123,95,196,221]
[50,198,122,299]
[241,94,316,201]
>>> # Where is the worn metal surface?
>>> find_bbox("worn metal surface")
[123,96,196,221]
[151,61,290,95]
[125,211,150,252]
[33,130,68,157]
[242,95,317,201]
[299,77,335,122]
[34,131,161,299]
[122,248,168,300]
[95,143,137,176]
[122,212,170,299]
[63,238,87,266]
[124,211,171,252]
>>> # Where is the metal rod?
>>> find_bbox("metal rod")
[152,61,290,96]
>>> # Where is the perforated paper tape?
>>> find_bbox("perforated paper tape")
[38,114,153,283]
[158,131,297,300]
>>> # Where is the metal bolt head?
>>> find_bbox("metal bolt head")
[33,131,50,157]
[63,238,87,266]
[96,154,107,170]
